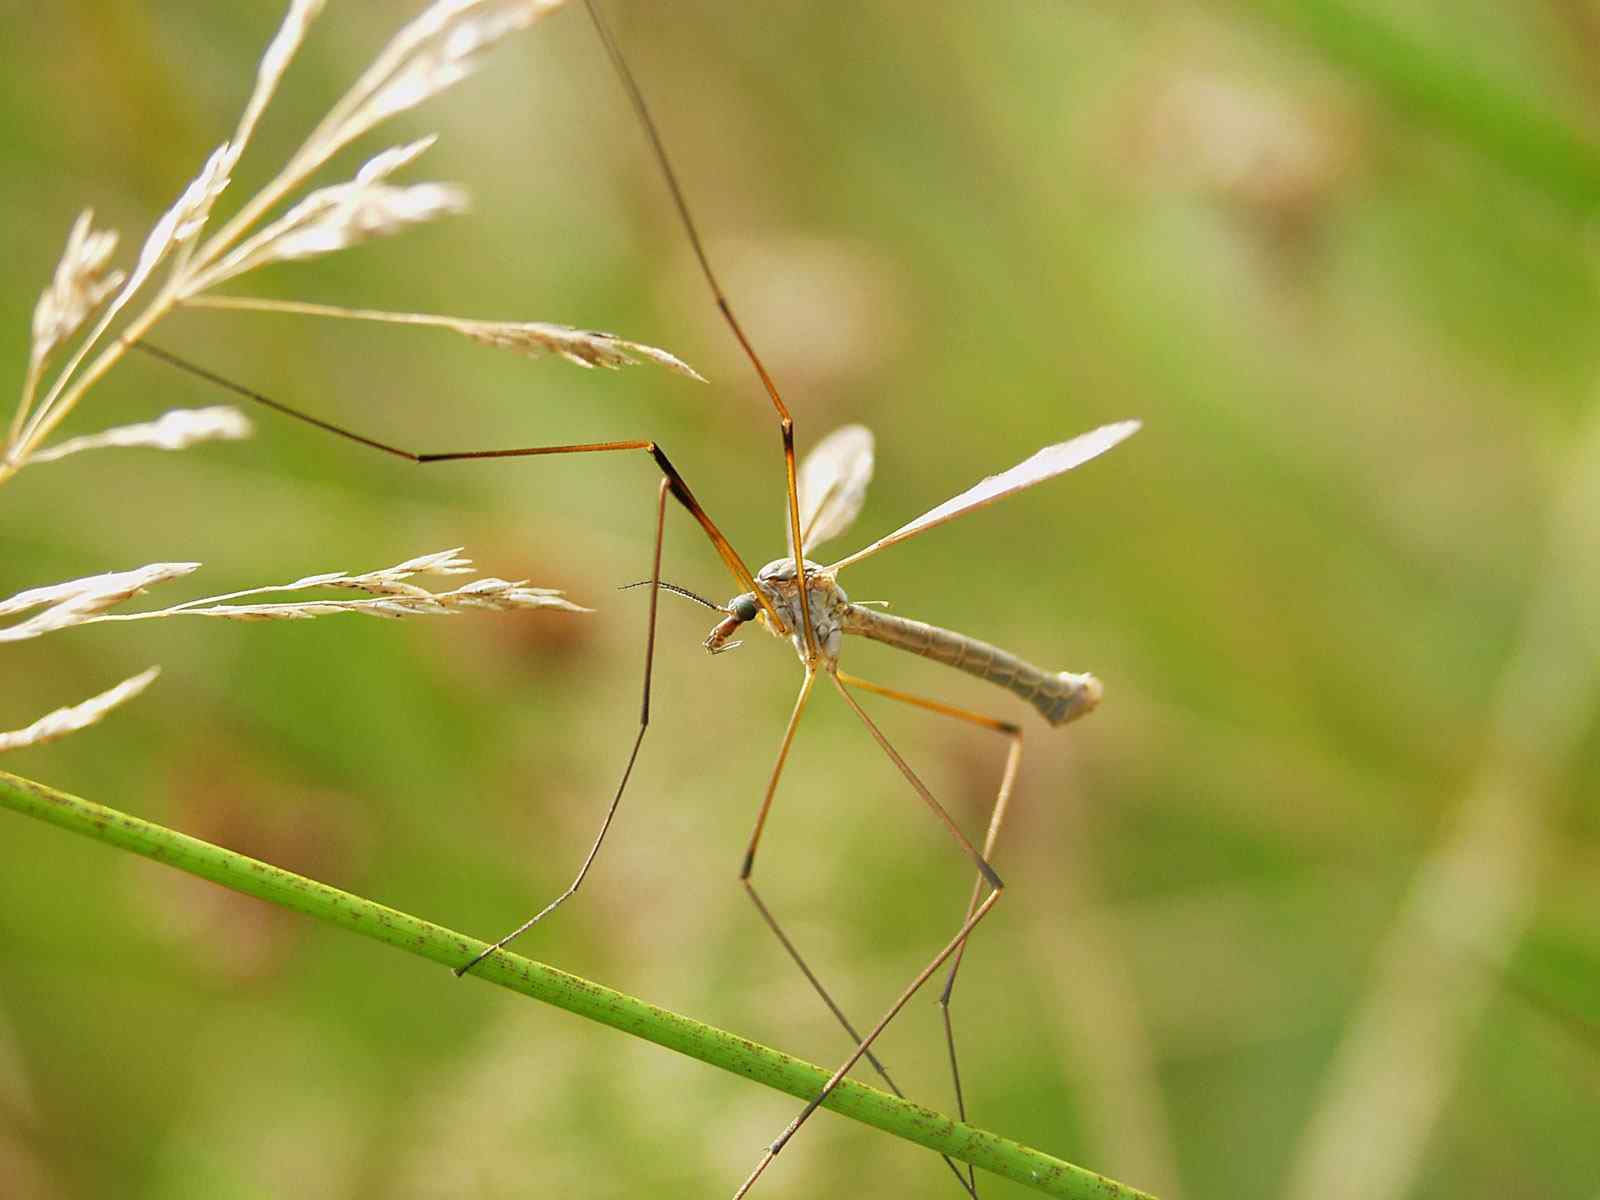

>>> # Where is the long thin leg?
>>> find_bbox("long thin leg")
[739,667,894,1085]
[734,889,1005,1200]
[829,672,1003,891]
[739,668,979,1198]
[836,670,1027,1197]
[582,0,817,661]
[730,669,1011,1198]
[125,341,783,976]
[938,741,1021,1196]
[127,341,781,626]
[453,476,669,976]
[738,667,816,880]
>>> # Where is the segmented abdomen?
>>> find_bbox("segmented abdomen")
[838,606,1100,726]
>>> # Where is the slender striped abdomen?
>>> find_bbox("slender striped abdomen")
[838,605,1101,726]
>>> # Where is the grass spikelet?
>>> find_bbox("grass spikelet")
[0,668,162,753]
[0,563,203,642]
[186,295,708,380]
[321,0,564,157]
[86,549,588,624]
[1,547,584,734]
[28,212,125,379]
[227,0,326,165]
[1,551,581,639]
[27,407,252,465]
[13,211,127,448]
[185,138,468,293]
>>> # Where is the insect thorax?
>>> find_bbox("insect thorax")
[754,558,849,663]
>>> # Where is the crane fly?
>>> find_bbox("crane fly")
[124,1,1141,1194]
[685,419,1137,1197]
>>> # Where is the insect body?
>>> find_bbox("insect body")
[709,558,846,660]
[836,601,1103,726]
[712,552,1104,727]
[709,423,1116,728]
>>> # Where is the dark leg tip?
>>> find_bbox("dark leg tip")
[454,947,494,977]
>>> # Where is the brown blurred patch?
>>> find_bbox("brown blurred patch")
[0,1128,60,1200]
[1093,29,1366,254]
[128,751,370,984]
[658,231,912,415]
[430,524,606,689]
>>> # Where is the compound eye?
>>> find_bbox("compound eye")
[731,595,760,623]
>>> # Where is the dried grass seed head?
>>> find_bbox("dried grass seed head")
[457,320,707,379]
[27,407,253,466]
[31,211,125,371]
[324,0,565,162]
[188,138,469,293]
[0,667,163,753]
[0,563,203,637]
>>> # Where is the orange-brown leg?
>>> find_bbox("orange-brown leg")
[735,888,1003,1200]
[126,340,785,978]
[837,671,1026,1197]
[737,664,980,1197]
[582,0,818,661]
[455,476,669,975]
[729,668,1013,1198]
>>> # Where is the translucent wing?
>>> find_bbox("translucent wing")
[789,424,875,556]
[826,420,1139,573]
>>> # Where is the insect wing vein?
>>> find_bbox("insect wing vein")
[827,419,1139,573]
[790,423,876,556]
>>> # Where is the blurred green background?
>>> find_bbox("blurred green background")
[2,1,1598,1197]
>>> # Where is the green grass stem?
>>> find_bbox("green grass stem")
[0,768,1154,1200]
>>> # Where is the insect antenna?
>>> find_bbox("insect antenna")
[583,0,817,658]
[618,579,728,613]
